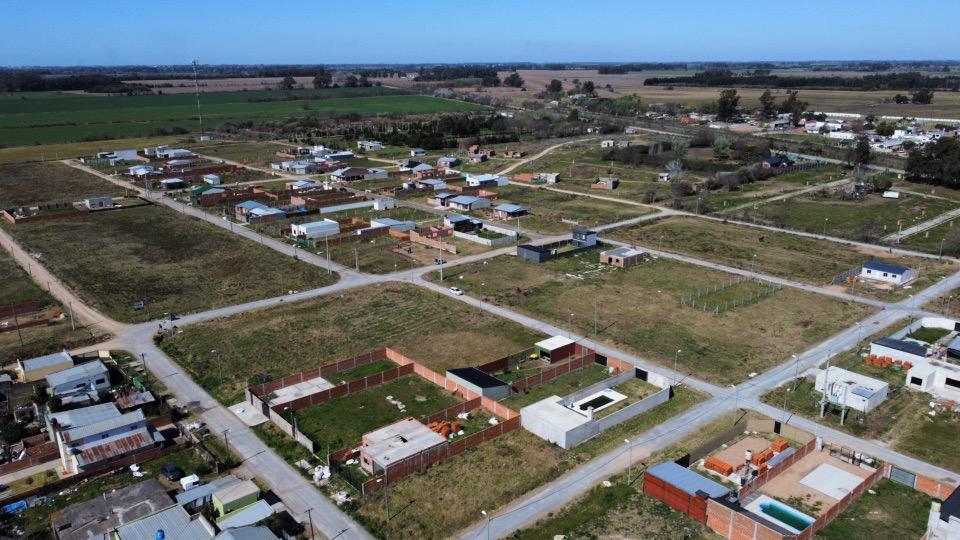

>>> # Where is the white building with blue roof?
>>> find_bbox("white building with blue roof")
[860,260,915,286]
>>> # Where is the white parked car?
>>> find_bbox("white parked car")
[448,287,464,296]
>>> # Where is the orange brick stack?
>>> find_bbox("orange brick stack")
[704,456,734,476]
[770,438,790,453]
[426,420,462,438]
[751,448,774,467]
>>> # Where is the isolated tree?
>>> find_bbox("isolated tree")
[279,76,297,90]
[358,74,371,87]
[546,79,563,93]
[848,136,872,166]
[712,135,732,159]
[716,89,740,120]
[778,90,808,126]
[666,159,686,181]
[582,80,596,94]
[312,69,332,89]
[344,75,359,88]
[911,89,934,104]
[875,121,896,136]
[759,89,777,119]
[894,94,911,104]
[503,72,525,88]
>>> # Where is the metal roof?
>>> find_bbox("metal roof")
[215,500,274,530]
[115,504,214,539]
[63,409,145,443]
[236,200,268,210]
[873,337,928,358]
[48,402,121,430]
[215,526,280,540]
[445,213,470,222]
[494,204,528,214]
[646,461,731,498]
[863,260,910,275]
[46,360,108,389]
[20,350,72,373]
[75,428,154,467]
[214,479,260,505]
[603,246,645,258]
[249,207,285,217]
[535,336,576,351]
[449,195,482,205]
[448,367,508,389]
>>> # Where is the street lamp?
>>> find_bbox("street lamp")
[822,218,829,236]
[481,510,490,540]
[674,349,682,382]
[624,439,633,485]
[569,313,575,337]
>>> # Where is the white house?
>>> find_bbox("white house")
[815,367,889,413]
[466,174,507,188]
[357,140,384,152]
[202,174,221,185]
[45,360,111,401]
[601,140,615,148]
[127,165,154,177]
[926,488,960,540]
[410,148,427,157]
[290,219,340,239]
[860,261,915,286]
[84,196,113,210]
[906,335,960,402]
[447,195,491,211]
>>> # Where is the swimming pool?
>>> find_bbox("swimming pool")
[570,388,628,414]
[745,494,814,534]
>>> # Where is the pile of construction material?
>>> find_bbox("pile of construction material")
[426,420,464,439]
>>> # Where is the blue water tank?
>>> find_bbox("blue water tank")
[156,530,165,540]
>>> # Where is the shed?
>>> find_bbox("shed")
[84,196,114,210]
[17,351,73,383]
[447,368,509,400]
[410,148,427,157]
[291,219,340,239]
[160,178,189,189]
[600,246,646,268]
[534,336,577,363]
[213,479,260,516]
[516,244,556,264]
[203,174,222,185]
[572,228,597,248]
[494,203,529,218]
[370,217,416,232]
[448,195,491,211]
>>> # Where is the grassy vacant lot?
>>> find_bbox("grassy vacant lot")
[707,166,845,211]
[295,375,462,450]
[0,88,487,146]
[190,140,293,165]
[735,191,959,244]
[899,218,960,255]
[0,255,107,364]
[428,248,873,384]
[160,283,544,404]
[0,135,186,165]
[0,161,126,208]
[488,184,651,234]
[4,204,334,323]
[502,363,611,410]
[762,333,960,472]
[817,479,932,540]
[608,216,956,300]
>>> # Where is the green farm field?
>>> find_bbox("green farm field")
[3,204,335,324]
[0,88,486,146]
[428,247,874,384]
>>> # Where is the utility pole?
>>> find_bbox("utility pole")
[593,298,598,336]
[68,302,75,331]
[305,508,315,539]
[193,60,204,139]
[439,231,444,281]
[12,309,23,348]
[354,248,359,272]
[325,235,330,274]
[624,439,633,484]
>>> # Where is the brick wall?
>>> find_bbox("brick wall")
[420,398,481,425]
[0,318,52,334]
[0,300,42,318]
[914,473,957,500]
[705,499,788,540]
[0,442,59,475]
[512,352,598,392]
[738,438,817,500]
[248,349,388,397]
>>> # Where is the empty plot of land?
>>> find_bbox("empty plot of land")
[190,141,294,166]
[735,191,960,244]
[160,283,545,403]
[490,185,651,234]
[295,375,462,449]
[4,204,334,324]
[608,216,956,300]
[0,161,126,208]
[429,248,873,384]
[502,363,611,410]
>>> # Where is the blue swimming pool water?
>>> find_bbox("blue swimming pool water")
[758,500,814,531]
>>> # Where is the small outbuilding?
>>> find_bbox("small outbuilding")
[643,461,731,523]
[17,351,73,383]
[447,368,510,400]
[360,418,447,474]
[533,336,577,363]
[860,261,915,286]
[203,174,222,185]
[493,203,529,219]
[815,367,889,413]
[84,196,114,210]
[572,228,597,248]
[290,219,340,239]
[600,246,646,268]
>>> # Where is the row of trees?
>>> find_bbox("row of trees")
[414,65,501,87]
[645,69,960,91]
[0,71,150,93]
[906,137,960,188]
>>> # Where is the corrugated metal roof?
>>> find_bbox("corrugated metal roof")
[495,204,527,213]
[46,360,108,389]
[214,479,259,505]
[75,428,153,467]
[115,504,214,539]
[216,500,274,530]
[215,525,280,540]
[535,336,575,351]
[236,200,268,210]
[48,402,120,430]
[64,409,145,442]
[116,391,155,410]
[21,351,72,373]
[646,461,730,498]
[863,260,910,275]
[450,195,481,205]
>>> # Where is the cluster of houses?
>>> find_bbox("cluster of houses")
[768,114,958,154]
[271,144,356,175]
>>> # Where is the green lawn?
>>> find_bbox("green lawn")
[607,216,957,301]
[160,283,545,404]
[817,479,932,540]
[0,88,487,146]
[488,185,651,234]
[502,363,612,409]
[295,375,462,450]
[428,249,873,385]
[0,161,126,208]
[4,204,335,323]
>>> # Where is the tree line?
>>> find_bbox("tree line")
[644,70,960,91]
[0,71,151,94]
[597,63,687,74]
[414,66,501,86]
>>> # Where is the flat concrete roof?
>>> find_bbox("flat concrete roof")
[268,376,334,407]
[520,396,590,431]
[535,336,575,351]
[51,479,172,539]
[363,418,446,467]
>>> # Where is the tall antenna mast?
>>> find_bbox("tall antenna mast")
[193,60,203,138]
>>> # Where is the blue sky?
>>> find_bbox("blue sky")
[2,0,958,66]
